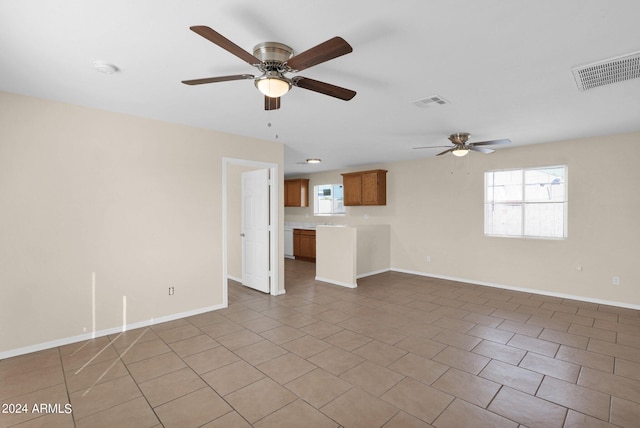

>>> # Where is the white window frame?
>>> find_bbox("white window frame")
[313,184,345,216]
[484,165,568,239]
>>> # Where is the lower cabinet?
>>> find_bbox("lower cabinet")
[293,229,316,262]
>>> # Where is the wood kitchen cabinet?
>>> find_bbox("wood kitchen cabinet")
[341,169,387,206]
[293,229,316,262]
[285,179,309,207]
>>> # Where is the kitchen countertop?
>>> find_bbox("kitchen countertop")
[285,222,317,230]
[285,222,350,230]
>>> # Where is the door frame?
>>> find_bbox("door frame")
[222,157,281,306]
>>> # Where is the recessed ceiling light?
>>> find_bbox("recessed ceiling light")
[93,61,119,74]
[306,158,321,164]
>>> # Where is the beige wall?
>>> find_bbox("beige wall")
[356,225,390,277]
[0,91,283,356]
[286,132,640,308]
[316,226,358,287]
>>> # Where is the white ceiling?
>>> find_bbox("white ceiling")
[2,0,639,176]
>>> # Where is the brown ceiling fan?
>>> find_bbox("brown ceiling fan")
[413,133,511,156]
[181,26,357,110]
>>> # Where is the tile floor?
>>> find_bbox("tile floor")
[1,259,640,427]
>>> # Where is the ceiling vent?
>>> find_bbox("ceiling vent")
[412,95,449,108]
[571,51,640,91]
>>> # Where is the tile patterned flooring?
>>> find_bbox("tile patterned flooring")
[1,259,640,427]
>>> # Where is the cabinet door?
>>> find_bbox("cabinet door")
[361,172,378,205]
[293,230,301,256]
[361,171,386,205]
[285,180,301,207]
[284,179,309,207]
[300,234,314,258]
[342,174,362,206]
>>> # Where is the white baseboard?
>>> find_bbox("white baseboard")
[315,276,357,288]
[391,267,640,311]
[356,268,391,279]
[0,303,227,360]
[227,275,242,283]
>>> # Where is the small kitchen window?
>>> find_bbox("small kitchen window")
[314,184,345,215]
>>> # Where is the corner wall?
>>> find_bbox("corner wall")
[0,91,284,356]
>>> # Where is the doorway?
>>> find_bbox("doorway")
[222,158,281,307]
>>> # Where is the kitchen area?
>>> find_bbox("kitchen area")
[284,222,317,262]
[284,170,391,288]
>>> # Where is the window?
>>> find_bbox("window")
[484,165,567,238]
[314,184,345,215]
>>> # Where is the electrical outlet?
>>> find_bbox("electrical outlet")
[612,276,620,286]
[169,286,175,295]
[426,256,431,263]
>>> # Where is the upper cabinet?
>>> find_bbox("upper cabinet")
[341,169,387,206]
[285,178,310,207]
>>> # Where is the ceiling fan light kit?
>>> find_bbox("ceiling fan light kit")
[452,148,470,157]
[182,26,356,110]
[255,71,291,98]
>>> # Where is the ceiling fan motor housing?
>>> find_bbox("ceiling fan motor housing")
[449,132,470,145]
[253,42,294,64]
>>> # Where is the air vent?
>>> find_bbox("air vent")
[571,51,640,91]
[412,95,449,108]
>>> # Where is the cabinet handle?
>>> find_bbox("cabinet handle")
[240,233,245,237]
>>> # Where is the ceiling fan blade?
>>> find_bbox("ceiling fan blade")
[286,37,353,71]
[181,74,254,85]
[292,76,356,100]
[413,145,453,150]
[436,148,455,156]
[469,138,511,147]
[190,26,262,66]
[469,146,495,154]
[265,96,281,110]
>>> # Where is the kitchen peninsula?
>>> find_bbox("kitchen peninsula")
[315,224,390,288]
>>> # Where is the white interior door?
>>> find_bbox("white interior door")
[241,169,270,293]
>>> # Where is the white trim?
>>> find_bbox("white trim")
[227,275,242,283]
[271,288,287,296]
[0,304,226,360]
[315,276,357,288]
[356,268,390,279]
[222,157,281,300]
[391,267,640,311]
